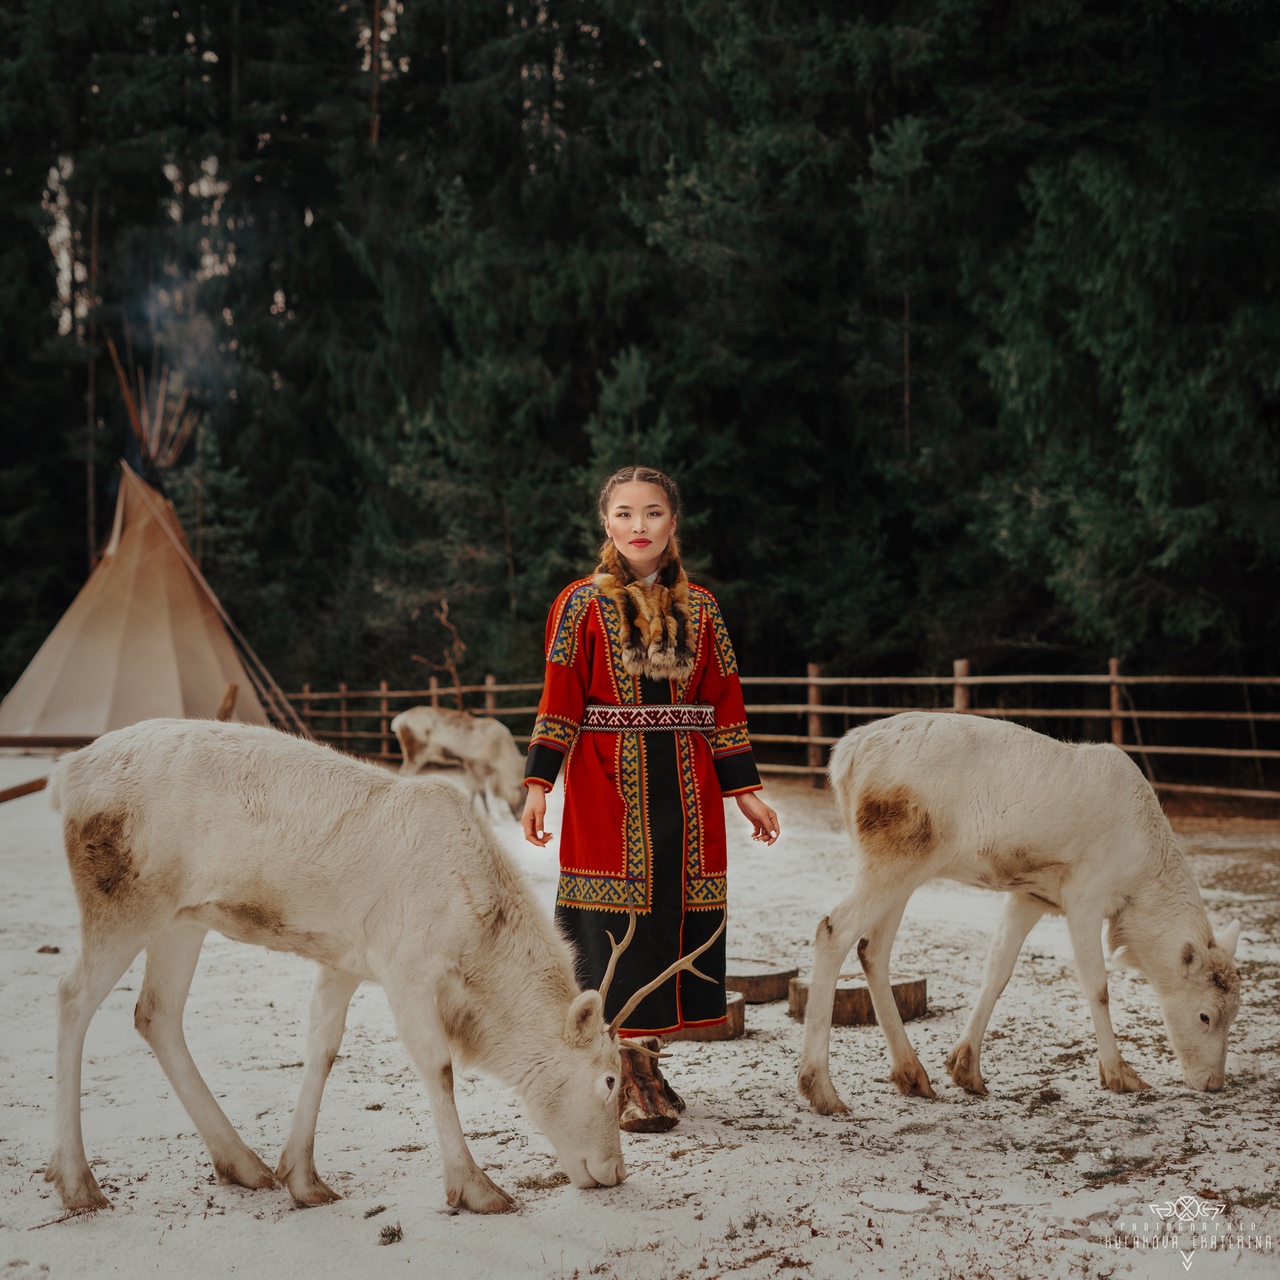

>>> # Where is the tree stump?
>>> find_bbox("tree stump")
[664,990,745,1042]
[788,974,926,1026]
[725,959,799,1004]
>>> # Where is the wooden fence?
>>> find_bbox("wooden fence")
[289,660,1280,804]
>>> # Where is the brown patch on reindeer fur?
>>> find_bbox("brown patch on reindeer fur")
[856,937,871,973]
[1097,987,1109,1008]
[438,987,487,1062]
[440,1064,454,1097]
[177,899,345,969]
[1209,958,1237,994]
[223,902,287,933]
[67,812,135,898]
[856,787,935,858]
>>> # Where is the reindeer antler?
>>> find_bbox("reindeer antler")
[606,915,727,1036]
[597,910,637,1010]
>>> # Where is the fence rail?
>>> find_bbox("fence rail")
[286,660,1280,803]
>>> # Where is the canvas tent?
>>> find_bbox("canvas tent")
[0,461,295,740]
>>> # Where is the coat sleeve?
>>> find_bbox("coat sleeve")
[692,591,763,796]
[524,583,594,791]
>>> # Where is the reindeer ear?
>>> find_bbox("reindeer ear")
[564,990,605,1047]
[1216,920,1241,959]
[1109,946,1144,973]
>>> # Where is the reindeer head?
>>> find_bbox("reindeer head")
[519,910,725,1189]
[1158,920,1242,1091]
[1120,918,1242,1090]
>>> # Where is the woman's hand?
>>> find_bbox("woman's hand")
[521,784,553,847]
[735,791,780,845]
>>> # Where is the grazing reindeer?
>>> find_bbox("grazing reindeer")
[797,713,1241,1115]
[391,707,526,821]
[44,719,721,1214]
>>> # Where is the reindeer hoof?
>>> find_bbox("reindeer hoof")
[944,1043,988,1096]
[448,1168,516,1214]
[288,1180,341,1207]
[45,1159,112,1213]
[276,1157,341,1206]
[214,1149,278,1191]
[798,1065,849,1115]
[889,1059,936,1099]
[1098,1057,1151,1093]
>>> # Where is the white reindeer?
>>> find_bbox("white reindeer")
[391,706,526,821]
[797,712,1242,1115]
[44,719,718,1214]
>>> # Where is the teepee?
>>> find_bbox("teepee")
[0,344,304,742]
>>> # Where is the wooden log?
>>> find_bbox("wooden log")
[788,974,926,1026]
[0,776,49,806]
[725,959,799,1004]
[664,991,745,1042]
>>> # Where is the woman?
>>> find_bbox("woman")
[521,466,779,1127]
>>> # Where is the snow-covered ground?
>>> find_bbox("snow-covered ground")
[1,750,1277,1279]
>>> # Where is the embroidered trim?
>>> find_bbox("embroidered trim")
[581,704,715,733]
[530,713,578,751]
[709,722,751,757]
[621,730,649,907]
[547,581,597,667]
[674,590,704,702]
[594,590,637,704]
[556,873,648,913]
[677,730,702,880]
[686,875,727,909]
[703,593,739,676]
[677,731,725,909]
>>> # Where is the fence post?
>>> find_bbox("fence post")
[301,682,311,734]
[1109,657,1123,746]
[953,658,970,711]
[379,678,390,758]
[484,673,497,716]
[339,681,349,746]
[807,662,824,787]
[429,675,439,709]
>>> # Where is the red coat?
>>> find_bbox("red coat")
[525,577,761,915]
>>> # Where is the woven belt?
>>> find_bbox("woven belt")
[579,704,716,734]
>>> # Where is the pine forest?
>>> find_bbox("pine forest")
[3,0,1279,695]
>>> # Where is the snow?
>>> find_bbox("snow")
[1,751,1277,1279]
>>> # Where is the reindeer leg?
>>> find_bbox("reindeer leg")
[381,973,515,1214]
[1065,908,1150,1092]
[277,965,362,1204]
[945,894,1048,1095]
[797,877,888,1115]
[46,931,150,1211]
[857,899,934,1098]
[133,922,276,1191]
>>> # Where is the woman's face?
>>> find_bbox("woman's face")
[605,481,676,577]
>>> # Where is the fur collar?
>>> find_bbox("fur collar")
[594,538,696,681]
